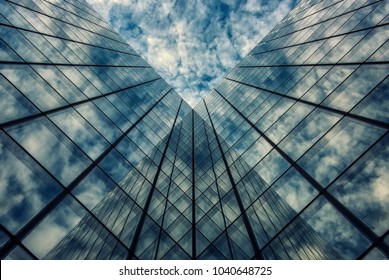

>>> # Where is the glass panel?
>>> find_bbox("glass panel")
[320,31,368,63]
[21,31,67,63]
[351,76,389,123]
[72,167,117,211]
[0,25,49,62]
[58,66,101,98]
[228,217,254,258]
[0,38,22,62]
[4,246,34,260]
[22,196,87,259]
[0,65,66,111]
[322,65,388,112]
[362,248,388,260]
[49,108,109,160]
[0,227,9,247]
[6,117,91,186]
[0,74,39,123]
[272,168,318,213]
[98,149,133,183]
[299,118,385,187]
[166,214,191,242]
[0,131,62,233]
[256,99,294,132]
[116,136,147,167]
[299,196,371,259]
[252,149,290,186]
[127,128,156,157]
[328,134,389,236]
[33,66,87,103]
[94,98,131,132]
[302,65,357,104]
[75,102,122,143]
[279,109,341,161]
[266,102,313,144]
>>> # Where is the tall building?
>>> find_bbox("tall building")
[0,0,388,260]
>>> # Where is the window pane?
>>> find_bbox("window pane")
[0,132,62,233]
[0,65,66,111]
[299,196,370,259]
[6,117,91,186]
[22,197,87,259]
[49,108,109,160]
[279,109,340,161]
[299,118,385,187]
[0,74,39,123]
[328,134,389,236]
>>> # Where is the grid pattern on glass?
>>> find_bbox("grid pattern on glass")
[1,0,388,260]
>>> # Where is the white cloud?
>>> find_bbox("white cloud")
[86,0,298,107]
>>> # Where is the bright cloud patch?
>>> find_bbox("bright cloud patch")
[87,0,298,107]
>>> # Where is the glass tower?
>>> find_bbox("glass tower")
[0,0,388,260]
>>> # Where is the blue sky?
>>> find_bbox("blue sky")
[87,0,299,106]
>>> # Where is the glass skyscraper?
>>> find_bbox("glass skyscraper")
[0,0,388,260]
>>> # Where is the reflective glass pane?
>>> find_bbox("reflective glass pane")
[49,108,109,160]
[99,149,133,183]
[0,74,39,123]
[0,132,62,233]
[6,117,91,186]
[279,109,340,161]
[328,134,389,236]
[72,167,117,211]
[272,168,318,213]
[22,196,87,259]
[0,65,66,111]
[299,118,385,187]
[299,196,371,259]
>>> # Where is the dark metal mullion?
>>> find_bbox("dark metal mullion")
[127,99,183,259]
[97,191,131,243]
[115,187,143,244]
[95,220,120,259]
[203,101,263,260]
[249,179,322,258]
[215,89,389,258]
[247,193,278,259]
[81,219,108,260]
[226,78,389,130]
[252,190,294,260]
[0,77,161,129]
[357,230,389,260]
[0,89,171,259]
[0,225,38,260]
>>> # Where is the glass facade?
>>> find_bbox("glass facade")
[0,0,388,260]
